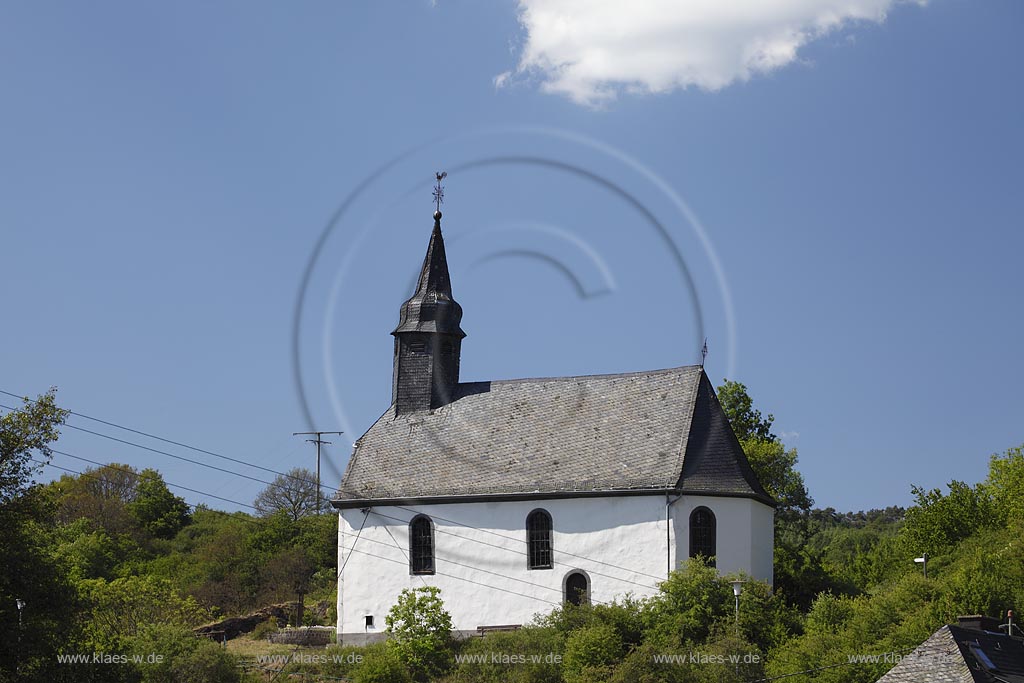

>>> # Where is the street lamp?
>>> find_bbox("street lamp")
[730,581,745,633]
[15,599,24,676]
[914,553,928,578]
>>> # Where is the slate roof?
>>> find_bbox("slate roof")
[334,365,772,507]
[876,625,1024,683]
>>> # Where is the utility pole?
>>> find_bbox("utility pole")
[292,431,343,513]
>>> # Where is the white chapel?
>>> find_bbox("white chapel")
[332,207,774,643]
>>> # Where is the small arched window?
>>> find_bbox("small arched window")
[410,515,435,575]
[689,507,716,566]
[526,509,553,570]
[564,571,589,606]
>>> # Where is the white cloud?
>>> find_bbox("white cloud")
[504,0,925,106]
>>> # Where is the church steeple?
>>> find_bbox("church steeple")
[391,207,466,415]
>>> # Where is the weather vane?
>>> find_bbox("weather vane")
[433,171,447,213]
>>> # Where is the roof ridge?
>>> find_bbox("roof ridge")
[459,364,703,387]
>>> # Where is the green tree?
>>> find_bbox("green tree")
[0,389,80,682]
[52,463,142,536]
[82,575,211,651]
[716,380,825,609]
[0,388,67,503]
[128,469,190,540]
[716,379,775,442]
[987,444,1024,524]
[385,586,454,682]
[253,467,322,521]
[901,480,998,557]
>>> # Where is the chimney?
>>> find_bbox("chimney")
[957,614,1002,632]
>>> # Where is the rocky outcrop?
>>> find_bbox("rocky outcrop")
[194,602,299,641]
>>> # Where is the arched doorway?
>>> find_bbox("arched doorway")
[564,571,589,606]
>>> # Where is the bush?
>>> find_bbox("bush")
[448,627,564,683]
[356,643,413,683]
[562,623,623,683]
[130,623,240,683]
[385,587,454,681]
[250,617,279,641]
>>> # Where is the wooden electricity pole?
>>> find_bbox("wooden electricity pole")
[292,431,343,513]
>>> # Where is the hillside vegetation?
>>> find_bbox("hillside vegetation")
[2,387,1022,682]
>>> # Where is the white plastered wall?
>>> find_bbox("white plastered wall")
[336,493,773,639]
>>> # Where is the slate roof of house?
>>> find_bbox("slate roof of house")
[876,625,1024,683]
[333,364,773,507]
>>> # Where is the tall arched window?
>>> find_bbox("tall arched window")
[564,571,589,606]
[526,509,553,570]
[410,515,435,574]
[689,507,716,566]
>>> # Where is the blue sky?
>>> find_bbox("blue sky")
[2,1,1021,513]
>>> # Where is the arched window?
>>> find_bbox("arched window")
[526,509,553,570]
[410,515,435,575]
[564,571,589,606]
[689,507,716,566]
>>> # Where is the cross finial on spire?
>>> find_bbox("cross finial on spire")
[701,338,708,367]
[433,171,447,214]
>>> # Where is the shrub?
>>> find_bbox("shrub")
[448,627,564,683]
[385,586,454,681]
[250,617,279,641]
[562,623,623,683]
[356,643,413,683]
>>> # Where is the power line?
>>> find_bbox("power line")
[337,509,369,578]
[339,543,562,608]
[356,518,591,602]
[369,508,662,593]
[0,401,284,491]
[34,457,258,511]
[0,390,335,492]
[5,395,673,587]
[394,504,668,583]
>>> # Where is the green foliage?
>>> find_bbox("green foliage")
[741,437,811,516]
[716,380,827,611]
[0,388,68,503]
[82,575,212,651]
[445,627,564,683]
[901,480,998,556]
[562,623,624,683]
[356,642,413,683]
[129,623,241,683]
[987,444,1024,524]
[385,586,454,682]
[716,379,774,442]
[128,469,190,540]
[252,467,323,521]
[646,558,730,644]
[250,617,279,641]
[0,391,81,682]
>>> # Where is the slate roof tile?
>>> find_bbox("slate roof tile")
[335,365,772,505]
